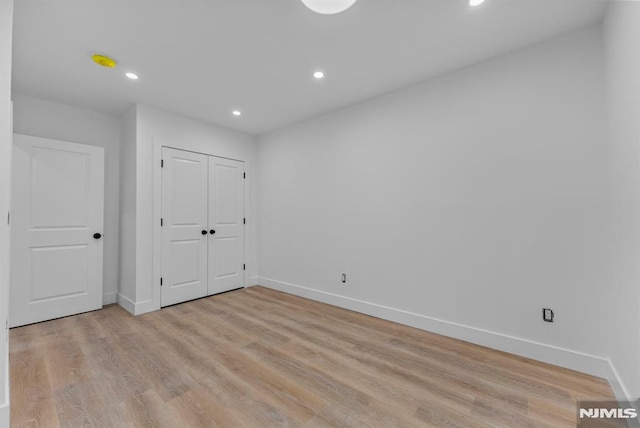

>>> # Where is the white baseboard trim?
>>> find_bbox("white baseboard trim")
[133,300,158,316]
[0,402,8,428]
[116,293,157,316]
[1,340,9,427]
[102,291,117,305]
[247,276,259,287]
[258,277,612,381]
[117,293,136,314]
[605,360,636,405]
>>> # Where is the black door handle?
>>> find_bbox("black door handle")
[210,230,216,234]
[201,230,208,235]
[93,233,102,239]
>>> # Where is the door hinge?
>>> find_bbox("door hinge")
[243,172,246,179]
[161,159,164,168]
[243,217,246,224]
[243,264,246,271]
[161,218,163,227]
[160,277,163,286]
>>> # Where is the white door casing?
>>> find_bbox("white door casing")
[10,134,104,327]
[208,156,245,295]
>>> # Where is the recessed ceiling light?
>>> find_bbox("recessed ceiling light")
[313,71,325,79]
[469,0,485,6]
[232,110,242,117]
[125,72,139,80]
[300,0,357,15]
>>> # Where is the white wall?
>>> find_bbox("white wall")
[603,1,640,401]
[118,104,258,314]
[118,106,137,306]
[12,93,121,305]
[0,0,13,424]
[258,26,612,377]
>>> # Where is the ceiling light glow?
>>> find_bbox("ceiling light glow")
[125,72,139,80]
[232,110,242,116]
[313,71,325,79]
[469,0,485,6]
[300,0,357,15]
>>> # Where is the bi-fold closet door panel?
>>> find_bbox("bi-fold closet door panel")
[161,147,209,307]
[208,156,245,295]
[161,147,244,307]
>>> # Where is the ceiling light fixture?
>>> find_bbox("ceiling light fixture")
[232,110,242,117]
[300,0,357,15]
[313,71,325,79]
[469,0,485,6]
[92,54,117,68]
[125,72,139,80]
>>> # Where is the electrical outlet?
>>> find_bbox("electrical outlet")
[341,273,347,284]
[543,308,554,323]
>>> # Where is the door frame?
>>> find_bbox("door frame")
[152,138,249,310]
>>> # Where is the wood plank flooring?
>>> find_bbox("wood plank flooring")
[10,286,616,427]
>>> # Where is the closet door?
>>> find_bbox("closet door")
[208,156,245,295]
[161,147,209,307]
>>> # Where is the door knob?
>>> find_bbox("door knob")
[201,230,208,235]
[209,230,216,234]
[93,233,102,239]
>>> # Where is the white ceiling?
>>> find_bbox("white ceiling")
[12,0,608,135]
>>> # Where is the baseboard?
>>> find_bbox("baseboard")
[0,402,8,428]
[1,355,8,428]
[1,314,8,428]
[133,300,158,315]
[102,291,117,305]
[604,364,639,428]
[247,276,259,287]
[117,293,136,314]
[116,293,157,316]
[258,276,611,380]
[605,360,637,406]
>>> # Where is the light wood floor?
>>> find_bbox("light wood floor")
[11,286,615,427]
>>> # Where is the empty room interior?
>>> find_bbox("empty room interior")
[0,0,639,426]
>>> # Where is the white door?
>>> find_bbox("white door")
[10,134,104,327]
[208,156,245,295]
[161,147,209,307]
